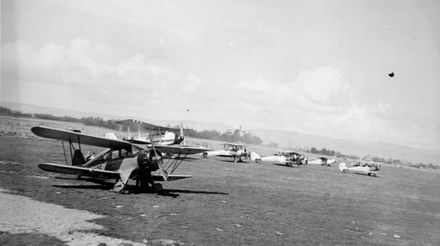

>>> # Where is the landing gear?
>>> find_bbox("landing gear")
[113,180,127,194]
[154,183,163,192]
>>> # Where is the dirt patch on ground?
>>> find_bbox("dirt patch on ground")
[0,188,148,245]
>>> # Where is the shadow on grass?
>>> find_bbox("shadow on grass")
[163,189,228,195]
[155,188,229,198]
[53,184,111,190]
[218,159,254,164]
[52,181,228,198]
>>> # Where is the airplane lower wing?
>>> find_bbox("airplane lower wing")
[38,163,121,180]
[309,159,335,165]
[260,155,287,164]
[39,163,191,182]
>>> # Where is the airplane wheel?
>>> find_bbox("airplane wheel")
[154,183,163,192]
[372,173,377,177]
[202,152,208,158]
[113,181,124,193]
[119,189,130,194]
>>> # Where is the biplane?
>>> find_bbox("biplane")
[255,151,308,167]
[116,119,185,146]
[308,157,335,166]
[202,143,250,163]
[338,161,381,177]
[31,126,208,193]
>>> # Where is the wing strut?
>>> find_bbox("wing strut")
[68,139,73,163]
[164,152,189,174]
[61,141,68,165]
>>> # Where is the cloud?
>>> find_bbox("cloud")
[295,66,356,107]
[1,39,200,116]
[220,66,402,144]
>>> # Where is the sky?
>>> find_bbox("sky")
[1,0,440,151]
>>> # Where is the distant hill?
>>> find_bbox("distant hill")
[0,101,117,120]
[149,119,233,132]
[251,129,440,165]
[0,101,233,131]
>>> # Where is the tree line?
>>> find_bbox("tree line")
[0,106,262,144]
[184,128,262,145]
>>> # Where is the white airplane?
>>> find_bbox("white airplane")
[338,161,381,177]
[117,119,185,146]
[202,143,252,163]
[308,157,335,166]
[255,151,308,167]
[118,120,210,168]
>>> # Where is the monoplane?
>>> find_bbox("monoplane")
[31,126,208,193]
[202,143,251,163]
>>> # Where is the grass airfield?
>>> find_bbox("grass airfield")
[1,117,440,245]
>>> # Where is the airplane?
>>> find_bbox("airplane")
[202,143,251,163]
[338,161,381,177]
[31,126,208,194]
[116,119,185,146]
[255,151,308,167]
[118,119,210,167]
[308,157,335,166]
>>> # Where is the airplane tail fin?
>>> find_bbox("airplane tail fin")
[180,122,185,145]
[339,162,348,173]
[250,152,261,163]
[174,122,185,145]
[104,132,117,140]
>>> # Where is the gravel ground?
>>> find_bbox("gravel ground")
[0,188,146,246]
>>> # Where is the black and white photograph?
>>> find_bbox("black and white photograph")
[1,0,439,245]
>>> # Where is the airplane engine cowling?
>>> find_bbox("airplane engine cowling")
[236,150,243,156]
[137,149,162,171]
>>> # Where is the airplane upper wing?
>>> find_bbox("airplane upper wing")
[154,145,210,155]
[116,119,182,132]
[31,126,133,150]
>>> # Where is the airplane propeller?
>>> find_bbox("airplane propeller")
[149,135,168,182]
